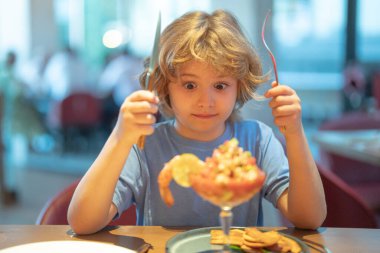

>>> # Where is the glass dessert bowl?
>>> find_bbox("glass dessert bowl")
[189,139,265,208]
[158,138,266,252]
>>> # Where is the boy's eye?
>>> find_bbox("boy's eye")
[214,83,228,90]
[184,82,197,90]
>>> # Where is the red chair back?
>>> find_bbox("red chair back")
[60,92,102,128]
[318,164,378,228]
[36,179,136,225]
[318,112,380,217]
[319,111,380,131]
[373,72,380,109]
[274,133,378,228]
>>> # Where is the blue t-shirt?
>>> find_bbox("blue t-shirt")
[112,119,289,226]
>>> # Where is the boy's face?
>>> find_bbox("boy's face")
[168,60,238,141]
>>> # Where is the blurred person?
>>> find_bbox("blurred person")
[18,48,52,99]
[0,51,44,203]
[343,61,367,111]
[98,48,143,106]
[17,49,53,135]
[42,46,90,102]
[43,46,93,135]
[97,48,144,133]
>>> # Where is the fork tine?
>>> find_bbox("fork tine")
[261,10,279,85]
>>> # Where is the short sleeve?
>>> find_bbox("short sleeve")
[112,146,147,219]
[258,128,290,207]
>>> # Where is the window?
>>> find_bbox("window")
[357,0,380,62]
[273,0,347,73]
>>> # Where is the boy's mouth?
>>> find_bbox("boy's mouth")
[192,113,218,119]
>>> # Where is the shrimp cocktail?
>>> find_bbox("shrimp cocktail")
[158,138,266,252]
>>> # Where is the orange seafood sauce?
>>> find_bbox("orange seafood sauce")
[190,139,265,207]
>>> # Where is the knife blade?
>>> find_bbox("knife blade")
[137,12,161,149]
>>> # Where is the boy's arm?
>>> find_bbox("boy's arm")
[67,131,134,235]
[67,90,159,235]
[277,127,326,229]
[265,83,326,229]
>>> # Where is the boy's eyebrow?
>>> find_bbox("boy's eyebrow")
[179,72,230,78]
[178,73,198,77]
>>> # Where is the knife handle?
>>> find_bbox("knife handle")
[137,136,146,149]
[137,76,156,149]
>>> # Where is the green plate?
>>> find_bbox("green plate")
[166,227,310,253]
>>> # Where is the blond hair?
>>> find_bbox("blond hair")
[140,10,267,119]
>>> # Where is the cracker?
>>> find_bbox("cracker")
[276,236,302,253]
[210,228,302,253]
[210,229,244,246]
[243,230,281,247]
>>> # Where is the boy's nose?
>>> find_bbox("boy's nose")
[197,90,215,108]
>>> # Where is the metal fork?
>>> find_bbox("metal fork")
[262,10,286,132]
[261,10,279,86]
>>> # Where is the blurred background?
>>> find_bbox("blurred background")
[0,0,379,225]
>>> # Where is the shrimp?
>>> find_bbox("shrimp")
[158,154,203,207]
[158,160,175,207]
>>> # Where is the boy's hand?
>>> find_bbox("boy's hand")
[265,82,302,135]
[114,90,159,145]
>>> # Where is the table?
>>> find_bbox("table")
[1,225,380,252]
[313,129,380,166]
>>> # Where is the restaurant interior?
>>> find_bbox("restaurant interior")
[0,0,380,240]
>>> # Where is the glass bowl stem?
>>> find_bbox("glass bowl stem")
[219,206,233,252]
